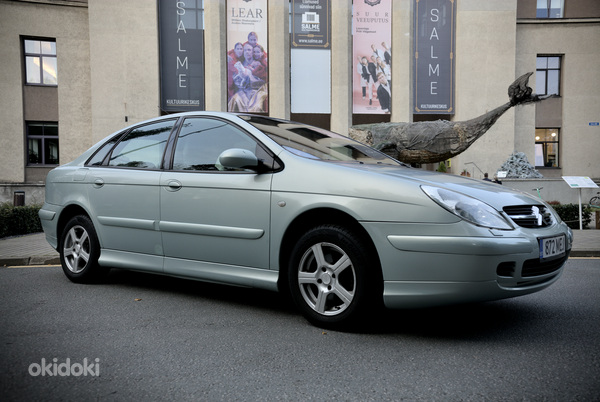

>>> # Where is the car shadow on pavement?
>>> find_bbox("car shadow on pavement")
[93,268,545,339]
[366,299,544,340]
[101,268,298,315]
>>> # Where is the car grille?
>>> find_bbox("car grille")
[503,205,554,228]
[522,252,570,277]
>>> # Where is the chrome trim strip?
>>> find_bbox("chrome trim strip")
[159,221,264,239]
[97,216,156,230]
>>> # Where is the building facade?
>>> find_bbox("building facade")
[1,0,599,205]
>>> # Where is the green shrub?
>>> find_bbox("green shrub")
[550,203,592,229]
[0,202,43,238]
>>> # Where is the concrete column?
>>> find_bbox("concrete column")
[391,0,412,123]
[268,0,290,119]
[204,0,228,111]
[330,0,352,135]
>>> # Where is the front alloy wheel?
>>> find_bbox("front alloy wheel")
[288,224,381,328]
[298,242,356,316]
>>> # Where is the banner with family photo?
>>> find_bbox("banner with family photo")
[352,0,392,114]
[226,0,268,113]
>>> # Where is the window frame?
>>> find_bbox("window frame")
[536,0,564,19]
[26,121,59,166]
[536,55,561,96]
[22,37,58,86]
[85,119,179,169]
[178,0,204,30]
[170,116,277,173]
[106,120,177,170]
[535,128,560,168]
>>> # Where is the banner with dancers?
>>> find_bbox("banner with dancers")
[352,0,392,115]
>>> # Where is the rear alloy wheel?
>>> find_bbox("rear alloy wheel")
[60,215,106,283]
[288,224,380,328]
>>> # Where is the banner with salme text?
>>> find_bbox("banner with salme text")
[158,0,205,112]
[352,0,392,115]
[413,0,456,114]
[227,0,268,113]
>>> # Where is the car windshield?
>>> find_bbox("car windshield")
[239,115,402,166]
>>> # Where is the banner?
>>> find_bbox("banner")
[413,0,456,114]
[352,1,392,115]
[226,0,268,113]
[158,0,205,112]
[291,0,331,113]
[291,0,330,49]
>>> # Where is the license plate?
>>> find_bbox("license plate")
[539,235,566,260]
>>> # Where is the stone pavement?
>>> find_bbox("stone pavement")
[0,229,598,267]
[0,232,60,266]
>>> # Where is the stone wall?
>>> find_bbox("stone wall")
[0,184,46,206]
[502,179,599,205]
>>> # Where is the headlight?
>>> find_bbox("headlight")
[421,186,514,230]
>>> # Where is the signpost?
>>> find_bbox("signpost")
[562,176,599,230]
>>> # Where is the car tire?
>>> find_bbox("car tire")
[59,215,106,283]
[288,224,381,329]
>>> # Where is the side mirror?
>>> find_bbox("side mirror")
[217,148,266,172]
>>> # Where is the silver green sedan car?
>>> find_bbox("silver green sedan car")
[39,112,572,328]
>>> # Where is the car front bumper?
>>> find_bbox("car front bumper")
[362,221,572,309]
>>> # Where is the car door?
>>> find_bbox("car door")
[86,119,176,270]
[160,116,273,274]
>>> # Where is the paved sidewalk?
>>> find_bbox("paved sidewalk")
[0,232,60,266]
[1,229,598,267]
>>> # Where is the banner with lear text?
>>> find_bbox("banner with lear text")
[158,0,205,112]
[353,0,392,115]
[227,0,268,113]
[413,0,456,114]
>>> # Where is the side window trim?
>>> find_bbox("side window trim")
[168,116,279,173]
[86,118,180,169]
[85,131,127,167]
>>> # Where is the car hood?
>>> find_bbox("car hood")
[338,162,541,210]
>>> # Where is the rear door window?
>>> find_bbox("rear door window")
[107,120,176,169]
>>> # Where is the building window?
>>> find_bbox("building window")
[23,38,57,85]
[535,128,559,168]
[536,56,561,96]
[178,0,204,30]
[536,0,564,18]
[27,122,59,165]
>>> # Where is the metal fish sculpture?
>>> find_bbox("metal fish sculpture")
[349,72,554,164]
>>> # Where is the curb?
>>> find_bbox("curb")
[570,250,600,258]
[1,256,60,267]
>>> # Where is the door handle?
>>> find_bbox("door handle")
[93,178,104,188]
[167,180,182,191]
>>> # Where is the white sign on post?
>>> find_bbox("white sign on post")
[562,176,599,230]
[562,176,598,189]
